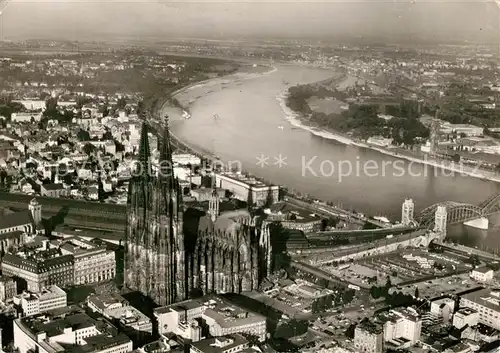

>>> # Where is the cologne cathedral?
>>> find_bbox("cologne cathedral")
[188,186,272,294]
[124,120,186,306]
[125,119,272,306]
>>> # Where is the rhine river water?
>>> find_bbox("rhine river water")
[167,64,500,252]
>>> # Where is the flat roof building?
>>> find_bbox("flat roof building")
[453,307,479,329]
[172,153,201,166]
[354,321,383,353]
[430,297,455,322]
[439,122,483,137]
[215,172,279,206]
[265,202,323,233]
[13,285,67,317]
[379,307,422,345]
[87,293,152,336]
[460,288,500,330]
[190,334,249,353]
[154,295,267,342]
[14,310,132,353]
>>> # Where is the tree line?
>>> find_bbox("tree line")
[286,84,430,146]
[311,289,355,314]
[369,277,419,307]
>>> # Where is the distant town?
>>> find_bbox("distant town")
[283,44,500,176]
[0,39,499,353]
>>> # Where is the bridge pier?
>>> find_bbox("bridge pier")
[464,217,489,230]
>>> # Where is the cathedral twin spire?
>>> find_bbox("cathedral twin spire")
[129,116,179,210]
[125,115,185,305]
[159,116,175,188]
[137,121,152,179]
[136,116,175,185]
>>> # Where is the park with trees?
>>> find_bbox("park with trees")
[369,277,420,307]
[311,288,356,314]
[286,83,430,146]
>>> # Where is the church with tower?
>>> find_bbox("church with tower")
[124,119,185,306]
[124,118,272,306]
[0,198,43,255]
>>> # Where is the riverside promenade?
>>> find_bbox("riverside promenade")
[150,109,389,229]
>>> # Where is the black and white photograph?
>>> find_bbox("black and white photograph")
[0,0,500,352]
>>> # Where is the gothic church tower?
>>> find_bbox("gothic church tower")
[124,118,186,306]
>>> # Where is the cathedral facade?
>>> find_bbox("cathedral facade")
[125,119,272,305]
[188,188,272,295]
[124,121,186,306]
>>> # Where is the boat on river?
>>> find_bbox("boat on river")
[182,111,191,119]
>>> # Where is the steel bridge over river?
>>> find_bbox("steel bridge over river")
[416,193,500,229]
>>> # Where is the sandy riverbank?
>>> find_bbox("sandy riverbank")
[161,64,277,121]
[162,64,278,120]
[160,64,278,156]
[276,89,500,183]
[170,64,277,97]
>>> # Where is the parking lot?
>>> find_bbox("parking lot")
[289,331,318,346]
[322,263,380,288]
[389,272,481,298]
[245,291,303,318]
[310,312,355,341]
[306,298,387,341]
[320,249,473,289]
[247,280,330,318]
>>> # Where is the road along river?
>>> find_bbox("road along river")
[163,64,500,252]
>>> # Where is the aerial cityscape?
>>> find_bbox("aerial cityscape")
[0,1,500,353]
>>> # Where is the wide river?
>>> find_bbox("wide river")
[167,64,500,252]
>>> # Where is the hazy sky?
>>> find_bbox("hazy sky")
[2,0,499,43]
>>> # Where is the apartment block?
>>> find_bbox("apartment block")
[354,321,384,353]
[460,288,500,330]
[0,275,17,302]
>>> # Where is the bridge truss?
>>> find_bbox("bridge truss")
[416,194,500,230]
[477,194,500,214]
